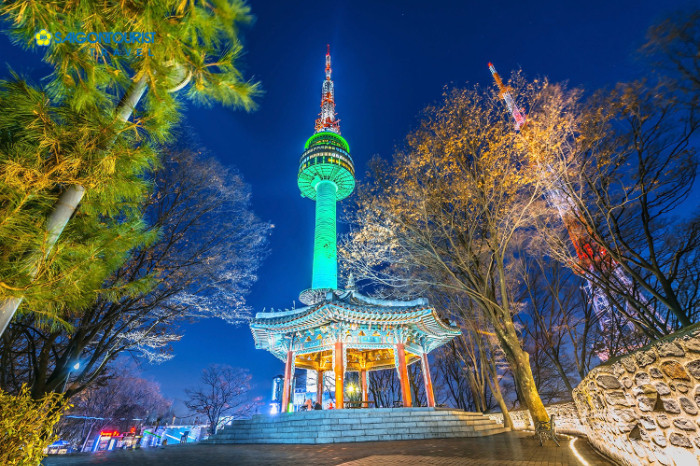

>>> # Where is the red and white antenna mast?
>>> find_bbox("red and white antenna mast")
[488,62,664,357]
[315,44,340,134]
[488,62,526,131]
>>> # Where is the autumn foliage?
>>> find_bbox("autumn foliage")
[341,82,567,424]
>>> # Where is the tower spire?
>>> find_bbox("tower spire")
[315,45,340,134]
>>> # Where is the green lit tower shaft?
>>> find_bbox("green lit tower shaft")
[298,46,355,305]
[313,180,337,289]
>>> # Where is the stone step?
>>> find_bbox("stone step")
[218,430,504,442]
[223,412,491,426]
[218,426,504,441]
[221,422,498,435]
[231,416,487,426]
[220,422,496,437]
[209,427,510,444]
[229,424,503,436]
[225,419,496,433]
[206,408,508,444]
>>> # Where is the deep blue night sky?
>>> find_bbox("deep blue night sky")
[1,0,696,411]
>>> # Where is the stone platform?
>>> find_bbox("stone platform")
[205,407,509,444]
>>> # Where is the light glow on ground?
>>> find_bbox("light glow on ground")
[567,435,590,466]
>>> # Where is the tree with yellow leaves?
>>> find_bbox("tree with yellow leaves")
[341,82,567,425]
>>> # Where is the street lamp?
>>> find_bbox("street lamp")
[61,360,82,393]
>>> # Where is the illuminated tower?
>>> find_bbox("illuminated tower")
[298,46,355,305]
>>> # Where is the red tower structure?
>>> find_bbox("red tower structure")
[488,63,657,356]
[315,44,341,134]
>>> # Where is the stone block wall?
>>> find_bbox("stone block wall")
[487,401,585,435]
[572,324,700,466]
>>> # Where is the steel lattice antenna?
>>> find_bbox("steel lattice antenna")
[488,62,665,357]
[298,46,355,305]
[315,44,341,134]
[488,63,526,130]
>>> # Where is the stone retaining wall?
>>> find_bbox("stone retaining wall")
[572,324,700,466]
[487,401,586,435]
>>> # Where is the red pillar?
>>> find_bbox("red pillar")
[316,370,324,404]
[360,369,368,403]
[395,343,412,407]
[281,350,294,412]
[334,341,344,409]
[421,353,436,408]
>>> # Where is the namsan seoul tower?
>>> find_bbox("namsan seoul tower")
[298,46,355,305]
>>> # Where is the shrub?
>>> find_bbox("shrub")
[0,386,69,465]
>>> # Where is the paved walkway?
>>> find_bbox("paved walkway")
[43,432,614,466]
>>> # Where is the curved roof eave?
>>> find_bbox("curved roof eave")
[250,303,460,341]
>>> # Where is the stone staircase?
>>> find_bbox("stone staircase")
[205,407,509,444]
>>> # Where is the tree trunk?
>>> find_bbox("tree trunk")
[482,341,513,430]
[209,409,219,436]
[550,353,574,393]
[466,369,483,412]
[478,363,487,411]
[488,372,513,429]
[498,319,549,425]
[0,76,148,337]
[493,258,549,425]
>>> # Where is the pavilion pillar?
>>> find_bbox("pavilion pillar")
[334,341,344,409]
[421,352,436,408]
[316,370,324,404]
[360,369,368,403]
[395,343,412,407]
[281,350,294,412]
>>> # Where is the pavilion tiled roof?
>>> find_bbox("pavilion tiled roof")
[250,290,460,360]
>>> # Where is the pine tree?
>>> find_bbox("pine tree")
[0,0,261,331]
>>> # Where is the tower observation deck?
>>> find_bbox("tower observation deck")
[298,46,355,305]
